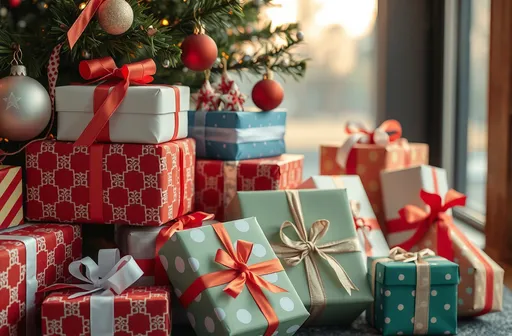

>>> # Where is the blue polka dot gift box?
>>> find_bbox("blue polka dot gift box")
[367,247,460,336]
[188,110,286,160]
[159,217,309,336]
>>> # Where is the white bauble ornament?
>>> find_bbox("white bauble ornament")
[0,64,51,141]
[97,0,134,35]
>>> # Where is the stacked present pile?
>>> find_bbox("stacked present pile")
[0,33,505,336]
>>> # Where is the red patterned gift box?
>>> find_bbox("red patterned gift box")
[41,287,171,336]
[25,138,195,226]
[195,154,303,221]
[0,165,23,229]
[0,223,82,336]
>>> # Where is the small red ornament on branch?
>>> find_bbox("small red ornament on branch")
[252,68,284,111]
[181,22,218,72]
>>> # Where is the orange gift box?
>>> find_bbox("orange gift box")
[320,120,428,225]
[0,165,23,229]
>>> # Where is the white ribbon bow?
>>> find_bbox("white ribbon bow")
[66,249,144,298]
[336,120,404,169]
[45,249,144,336]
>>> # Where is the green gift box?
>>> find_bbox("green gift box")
[226,189,374,326]
[159,217,309,336]
[367,249,460,335]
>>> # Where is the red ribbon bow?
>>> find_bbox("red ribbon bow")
[180,223,286,336]
[152,212,214,285]
[73,57,156,147]
[397,189,466,261]
[68,0,109,50]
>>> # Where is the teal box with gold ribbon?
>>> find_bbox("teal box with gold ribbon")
[367,248,459,335]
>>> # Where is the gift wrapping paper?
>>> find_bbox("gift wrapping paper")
[56,85,190,144]
[0,223,82,336]
[320,142,428,225]
[381,165,504,316]
[195,154,303,221]
[41,287,171,336]
[25,139,195,226]
[0,165,23,229]
[297,175,389,262]
[188,110,286,160]
[159,217,309,335]
[226,189,374,326]
[367,252,459,335]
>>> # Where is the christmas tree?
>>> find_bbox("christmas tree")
[0,0,307,89]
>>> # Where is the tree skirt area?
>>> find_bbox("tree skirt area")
[172,287,511,335]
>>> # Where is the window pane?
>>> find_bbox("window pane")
[466,0,490,214]
[237,0,378,178]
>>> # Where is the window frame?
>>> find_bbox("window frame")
[443,0,487,230]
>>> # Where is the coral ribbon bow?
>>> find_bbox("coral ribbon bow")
[350,200,373,255]
[397,189,466,261]
[68,0,109,49]
[336,119,403,168]
[73,57,156,147]
[153,212,215,285]
[180,223,286,336]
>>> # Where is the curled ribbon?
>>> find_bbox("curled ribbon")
[153,212,215,285]
[40,249,144,336]
[336,119,405,169]
[397,189,466,261]
[68,0,110,49]
[180,223,287,336]
[350,200,373,256]
[73,57,156,147]
[271,190,360,323]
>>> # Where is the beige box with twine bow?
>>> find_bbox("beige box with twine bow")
[226,188,374,326]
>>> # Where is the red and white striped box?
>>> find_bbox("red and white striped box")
[0,165,23,229]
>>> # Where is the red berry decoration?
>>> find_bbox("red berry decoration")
[181,34,218,71]
[252,75,284,111]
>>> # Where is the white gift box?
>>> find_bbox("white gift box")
[298,175,390,261]
[380,165,449,247]
[56,85,190,144]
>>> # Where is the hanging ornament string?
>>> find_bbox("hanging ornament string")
[0,44,60,164]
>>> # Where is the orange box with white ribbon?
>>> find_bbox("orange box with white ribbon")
[0,165,23,229]
[320,120,428,225]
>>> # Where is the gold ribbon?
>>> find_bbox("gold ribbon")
[370,247,438,335]
[271,190,361,322]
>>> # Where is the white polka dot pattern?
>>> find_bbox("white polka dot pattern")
[204,316,215,333]
[159,255,169,271]
[235,220,250,232]
[279,297,295,312]
[214,308,226,321]
[175,257,185,273]
[190,229,205,243]
[188,257,200,272]
[236,309,252,324]
[252,244,267,257]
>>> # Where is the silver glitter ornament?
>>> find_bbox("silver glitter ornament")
[97,0,134,35]
[0,64,51,141]
[81,49,91,59]
[296,31,305,41]
[162,59,171,68]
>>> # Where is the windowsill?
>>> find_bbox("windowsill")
[454,217,485,249]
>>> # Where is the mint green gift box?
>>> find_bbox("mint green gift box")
[226,189,374,326]
[159,217,309,336]
[367,253,459,335]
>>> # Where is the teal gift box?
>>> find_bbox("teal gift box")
[226,189,374,326]
[159,217,309,336]
[367,249,460,335]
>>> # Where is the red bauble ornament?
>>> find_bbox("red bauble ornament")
[9,0,21,7]
[181,34,218,71]
[251,79,284,111]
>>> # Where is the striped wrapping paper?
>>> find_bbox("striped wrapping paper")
[0,165,23,229]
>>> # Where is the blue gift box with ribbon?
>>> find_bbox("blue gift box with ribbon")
[367,247,459,336]
[188,110,286,160]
